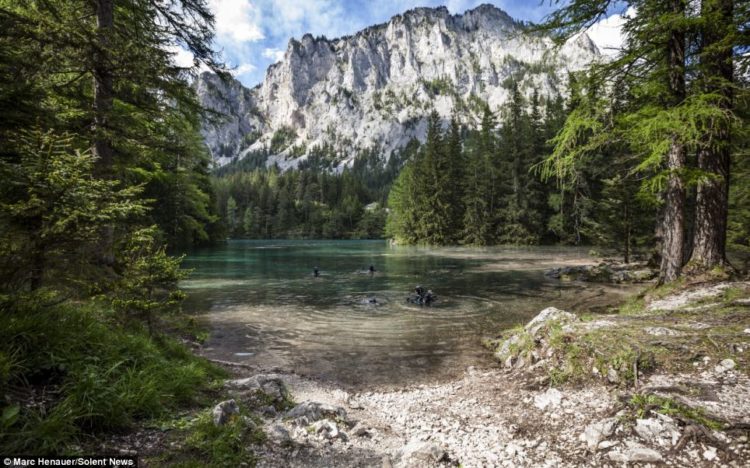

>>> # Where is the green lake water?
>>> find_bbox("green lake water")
[182,240,634,389]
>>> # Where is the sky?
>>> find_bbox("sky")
[177,1,632,87]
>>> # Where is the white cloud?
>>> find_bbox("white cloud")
[262,48,285,62]
[586,7,635,57]
[167,45,195,67]
[208,0,265,43]
[231,63,257,76]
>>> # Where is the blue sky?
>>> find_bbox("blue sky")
[187,1,629,87]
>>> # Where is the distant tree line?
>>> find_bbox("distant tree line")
[385,83,657,262]
[212,145,413,239]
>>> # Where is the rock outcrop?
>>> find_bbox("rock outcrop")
[196,4,600,168]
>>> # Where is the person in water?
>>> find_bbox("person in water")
[368,264,376,275]
[313,266,320,277]
[424,290,434,305]
[415,285,425,298]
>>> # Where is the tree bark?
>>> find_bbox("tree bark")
[659,0,687,284]
[689,0,733,271]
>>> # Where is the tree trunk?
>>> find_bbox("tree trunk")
[660,139,686,283]
[689,0,733,271]
[92,0,113,173]
[658,0,687,284]
[93,0,115,266]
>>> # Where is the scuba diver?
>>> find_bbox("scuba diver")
[407,285,436,306]
[313,266,320,277]
[424,290,435,306]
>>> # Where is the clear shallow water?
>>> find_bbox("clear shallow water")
[182,240,634,388]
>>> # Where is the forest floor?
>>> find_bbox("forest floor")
[109,277,750,467]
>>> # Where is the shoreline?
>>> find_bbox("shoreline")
[119,277,750,467]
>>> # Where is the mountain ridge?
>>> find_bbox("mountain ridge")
[196,3,600,169]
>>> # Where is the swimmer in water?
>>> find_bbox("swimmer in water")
[313,266,320,277]
[368,264,376,275]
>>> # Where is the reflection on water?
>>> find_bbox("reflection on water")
[182,240,634,388]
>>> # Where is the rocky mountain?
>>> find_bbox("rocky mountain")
[196,4,600,169]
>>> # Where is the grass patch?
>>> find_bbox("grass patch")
[0,292,226,455]
[628,393,724,430]
[151,407,265,467]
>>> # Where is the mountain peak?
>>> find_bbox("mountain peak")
[197,4,600,168]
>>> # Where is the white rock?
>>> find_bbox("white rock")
[608,447,663,463]
[212,399,239,426]
[634,417,680,447]
[310,419,343,440]
[267,424,291,444]
[715,358,736,373]
[397,439,446,467]
[534,388,563,410]
[703,446,717,461]
[525,307,580,337]
[644,326,683,336]
[581,418,618,450]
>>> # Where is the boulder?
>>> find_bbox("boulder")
[396,439,446,467]
[226,374,290,407]
[212,399,240,426]
[525,307,579,337]
[580,418,618,450]
[267,424,291,444]
[286,401,348,426]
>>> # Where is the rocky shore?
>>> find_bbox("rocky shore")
[111,281,750,467]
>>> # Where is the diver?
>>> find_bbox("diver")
[313,266,320,277]
[424,290,434,306]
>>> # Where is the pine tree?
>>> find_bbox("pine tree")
[461,106,495,245]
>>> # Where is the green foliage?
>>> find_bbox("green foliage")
[269,126,297,154]
[0,293,225,454]
[0,129,146,292]
[177,409,263,466]
[214,146,407,240]
[112,227,190,332]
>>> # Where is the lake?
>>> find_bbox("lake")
[182,240,634,389]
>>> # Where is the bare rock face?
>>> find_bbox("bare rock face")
[197,4,600,168]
